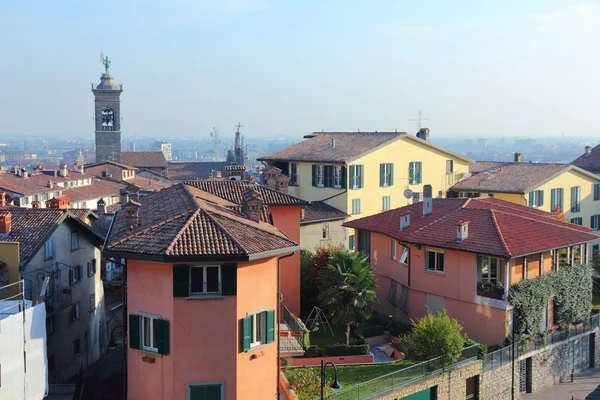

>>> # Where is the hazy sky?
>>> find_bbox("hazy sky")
[1,1,599,139]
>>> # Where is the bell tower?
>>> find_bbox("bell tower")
[92,54,123,162]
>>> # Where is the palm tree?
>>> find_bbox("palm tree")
[318,251,378,345]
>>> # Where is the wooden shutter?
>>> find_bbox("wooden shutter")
[129,314,141,350]
[349,235,355,251]
[529,192,534,207]
[539,191,544,207]
[380,164,385,187]
[349,165,356,188]
[358,165,364,188]
[266,310,275,344]
[389,163,394,187]
[312,165,317,187]
[242,316,251,352]
[157,319,170,355]
[417,162,422,184]
[69,269,74,285]
[221,264,237,296]
[341,166,347,189]
[560,189,564,212]
[190,384,221,400]
[173,265,190,297]
[409,162,414,184]
[550,189,556,211]
[324,165,331,187]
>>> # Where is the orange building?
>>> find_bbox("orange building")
[345,188,599,345]
[103,183,299,400]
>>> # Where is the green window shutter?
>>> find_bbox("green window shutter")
[409,162,414,184]
[529,192,534,207]
[221,264,237,296]
[349,165,355,188]
[341,166,347,189]
[380,164,385,187]
[417,162,422,184]
[539,190,544,207]
[129,314,141,350]
[173,265,190,297]
[358,165,364,188]
[242,316,251,352]
[349,235,355,251]
[324,166,332,188]
[266,310,275,344]
[157,319,170,355]
[389,163,394,187]
[312,165,317,187]
[190,384,222,400]
[550,189,556,211]
[560,189,564,212]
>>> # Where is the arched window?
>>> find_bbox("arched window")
[101,108,115,131]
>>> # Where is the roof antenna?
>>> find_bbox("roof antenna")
[407,110,429,129]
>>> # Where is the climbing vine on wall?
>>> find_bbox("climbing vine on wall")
[508,264,593,333]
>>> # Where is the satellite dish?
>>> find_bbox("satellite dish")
[403,189,414,199]
[99,52,104,64]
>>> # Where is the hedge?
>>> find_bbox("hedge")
[355,325,388,338]
[303,345,323,358]
[324,344,370,357]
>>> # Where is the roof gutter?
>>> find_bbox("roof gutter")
[276,251,295,400]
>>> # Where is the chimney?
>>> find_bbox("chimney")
[399,212,410,231]
[31,201,40,209]
[78,164,84,174]
[241,186,264,223]
[416,128,431,143]
[214,170,222,178]
[21,168,28,179]
[59,164,68,177]
[423,184,433,216]
[0,212,11,234]
[585,146,592,156]
[331,139,336,148]
[412,192,423,204]
[124,200,142,229]
[456,221,469,242]
[46,196,69,210]
[300,208,305,220]
[0,192,6,207]
[97,198,106,218]
[47,180,53,188]
[119,189,129,204]
[513,152,523,163]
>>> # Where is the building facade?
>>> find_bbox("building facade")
[149,140,173,161]
[93,59,123,163]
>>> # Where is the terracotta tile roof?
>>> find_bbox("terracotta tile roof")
[344,197,599,258]
[104,183,298,259]
[85,161,137,171]
[257,132,405,163]
[69,208,97,221]
[0,171,86,195]
[167,161,229,180]
[61,179,126,203]
[128,177,172,191]
[450,163,571,194]
[572,145,600,174]
[301,201,348,224]
[183,181,308,206]
[121,151,167,168]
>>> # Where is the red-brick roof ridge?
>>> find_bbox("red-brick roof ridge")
[164,208,212,255]
[488,209,512,257]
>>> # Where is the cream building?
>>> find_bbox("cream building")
[258,129,471,248]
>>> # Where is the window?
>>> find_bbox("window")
[522,257,527,280]
[592,215,600,231]
[571,186,581,212]
[479,256,499,284]
[409,162,422,185]
[73,338,81,355]
[190,266,221,295]
[550,188,564,213]
[251,312,266,347]
[380,163,394,187]
[446,160,454,174]
[188,382,224,400]
[90,294,96,313]
[46,316,55,336]
[528,190,544,207]
[352,199,361,214]
[349,235,355,251]
[570,217,583,225]
[242,310,275,351]
[382,196,391,211]
[71,302,80,322]
[315,165,325,187]
[425,249,444,273]
[44,239,54,260]
[321,223,329,239]
[332,166,342,188]
[290,163,298,185]
[593,245,600,259]
[70,231,79,251]
[357,230,371,258]
[69,265,82,284]
[399,246,409,264]
[87,259,97,277]
[595,184,600,201]
[142,315,159,352]
[391,239,396,260]
[349,165,364,189]
[387,279,397,305]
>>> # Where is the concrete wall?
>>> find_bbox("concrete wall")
[299,219,348,251]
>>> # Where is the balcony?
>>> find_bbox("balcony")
[475,280,507,309]
[45,280,72,316]
[279,305,307,357]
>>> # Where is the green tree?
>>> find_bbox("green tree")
[286,367,327,400]
[318,251,378,345]
[406,309,465,364]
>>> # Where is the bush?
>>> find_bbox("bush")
[391,337,412,355]
[406,309,465,364]
[370,311,412,336]
[303,345,323,358]
[350,336,366,345]
[356,325,388,338]
[324,343,370,357]
[478,344,488,360]
[286,367,326,400]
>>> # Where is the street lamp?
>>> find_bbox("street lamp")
[511,322,532,400]
[320,360,342,399]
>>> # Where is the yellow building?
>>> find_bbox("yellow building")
[258,130,471,248]
[449,160,600,251]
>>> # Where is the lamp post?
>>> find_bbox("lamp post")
[511,322,532,400]
[320,360,342,399]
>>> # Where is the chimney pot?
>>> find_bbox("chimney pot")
[241,186,263,222]
[456,220,469,242]
[422,184,433,216]
[331,139,336,148]
[124,200,142,229]
[585,146,592,156]
[513,152,523,163]
[97,198,106,217]
[31,200,40,209]
[0,192,6,207]
[416,128,431,143]
[48,180,53,188]
[0,212,12,234]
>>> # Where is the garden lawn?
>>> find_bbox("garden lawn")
[593,293,600,308]
[309,326,347,349]
[286,360,414,399]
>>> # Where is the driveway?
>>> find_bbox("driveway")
[524,368,600,400]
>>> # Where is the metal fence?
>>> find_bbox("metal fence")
[483,313,600,371]
[281,304,307,352]
[321,345,480,400]
[49,354,84,385]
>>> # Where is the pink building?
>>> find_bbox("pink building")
[345,191,599,345]
[103,183,299,400]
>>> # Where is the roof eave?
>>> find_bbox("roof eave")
[301,216,348,225]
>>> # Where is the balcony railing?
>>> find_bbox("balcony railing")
[476,281,505,300]
[280,305,307,354]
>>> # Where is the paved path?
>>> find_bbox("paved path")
[524,368,600,400]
